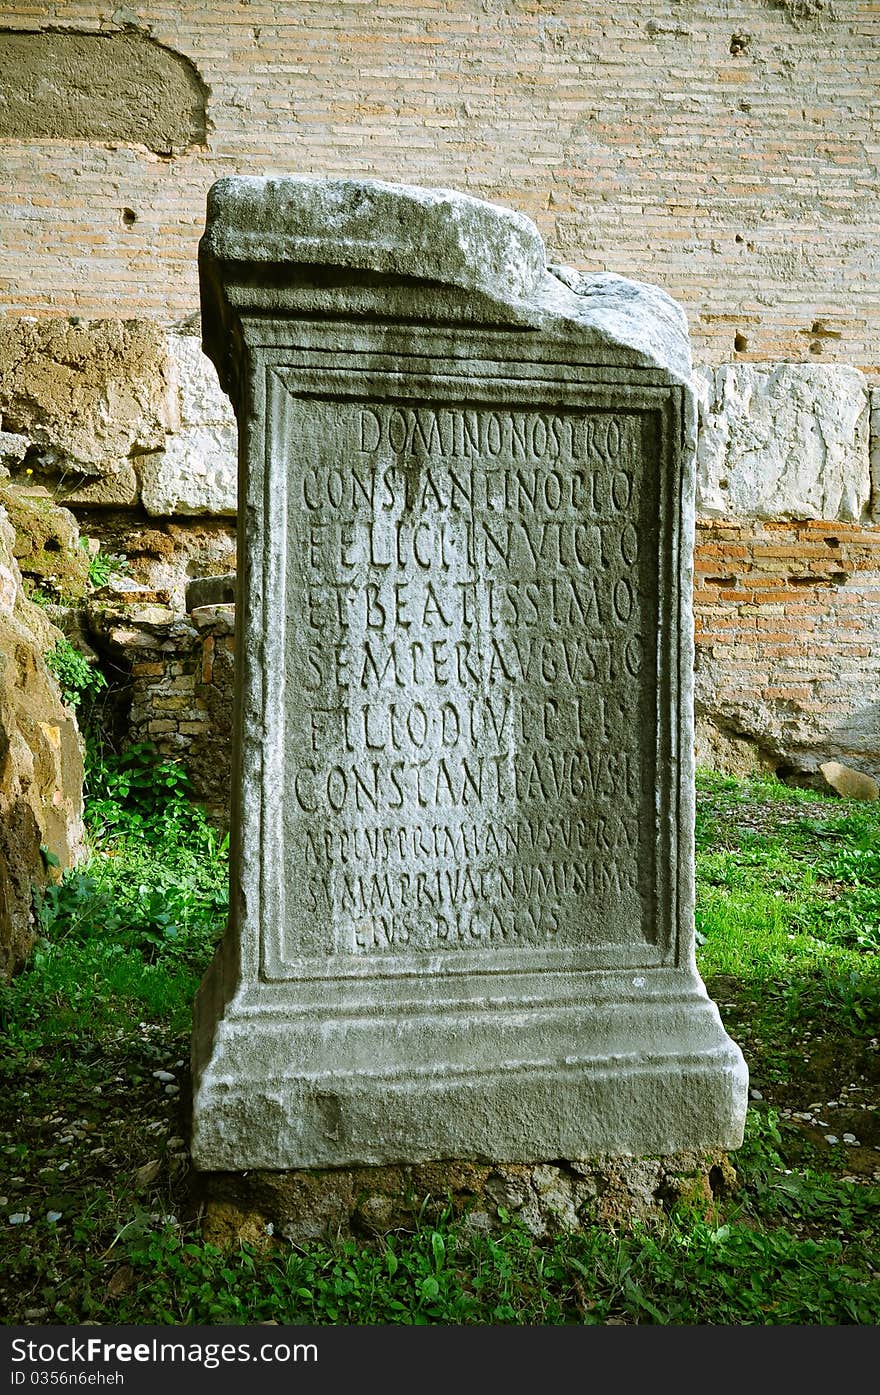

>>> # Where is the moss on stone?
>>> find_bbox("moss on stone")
[0,484,90,602]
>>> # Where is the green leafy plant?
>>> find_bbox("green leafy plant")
[24,584,54,608]
[84,741,221,847]
[27,743,229,1034]
[85,544,129,590]
[45,635,107,709]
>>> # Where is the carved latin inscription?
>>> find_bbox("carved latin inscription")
[278,390,659,960]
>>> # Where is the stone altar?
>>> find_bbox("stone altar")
[191,176,747,1170]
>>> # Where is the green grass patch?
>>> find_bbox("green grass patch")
[1,763,878,1325]
[10,743,230,1039]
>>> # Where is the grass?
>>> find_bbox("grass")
[0,761,878,1325]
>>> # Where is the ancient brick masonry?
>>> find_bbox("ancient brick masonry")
[691,365,880,781]
[88,590,235,824]
[0,2,878,378]
[694,519,880,776]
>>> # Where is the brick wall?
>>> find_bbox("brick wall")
[694,518,880,777]
[2,2,878,792]
[0,2,878,378]
[88,592,235,821]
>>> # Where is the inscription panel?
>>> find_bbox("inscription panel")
[275,384,662,964]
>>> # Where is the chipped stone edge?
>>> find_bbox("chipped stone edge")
[199,176,693,386]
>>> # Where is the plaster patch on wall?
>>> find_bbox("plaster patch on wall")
[0,30,208,153]
[776,0,838,28]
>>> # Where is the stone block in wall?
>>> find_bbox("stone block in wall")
[138,334,237,517]
[139,426,238,517]
[186,573,236,610]
[0,484,91,601]
[0,318,174,502]
[692,364,871,522]
[171,334,237,432]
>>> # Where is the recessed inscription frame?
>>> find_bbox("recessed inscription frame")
[192,346,742,1167]
[244,357,686,987]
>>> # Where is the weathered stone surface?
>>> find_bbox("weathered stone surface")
[693,364,871,521]
[55,464,140,509]
[0,30,208,153]
[695,688,880,791]
[139,427,237,517]
[172,334,237,432]
[0,502,84,979]
[139,335,237,517]
[75,512,236,613]
[693,517,880,785]
[0,318,174,496]
[548,265,693,384]
[0,320,240,517]
[190,603,235,631]
[201,175,547,302]
[192,177,747,1171]
[694,715,775,781]
[198,1149,739,1245]
[186,573,236,611]
[0,485,90,601]
[0,431,29,472]
[819,760,879,802]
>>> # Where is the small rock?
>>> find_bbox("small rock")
[8,1212,30,1225]
[824,1134,839,1144]
[843,1133,858,1145]
[152,1070,175,1083]
[164,1084,180,1096]
[819,761,879,802]
[46,1210,62,1223]
[134,1159,162,1188]
[749,1088,763,1100]
[463,1210,493,1234]
[106,1266,135,1299]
